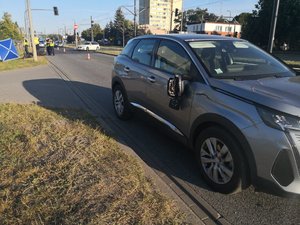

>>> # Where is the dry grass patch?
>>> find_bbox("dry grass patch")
[0,104,186,224]
[0,56,47,72]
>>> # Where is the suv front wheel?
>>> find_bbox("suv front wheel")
[195,127,249,194]
[112,85,132,120]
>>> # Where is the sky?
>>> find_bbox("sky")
[0,0,258,35]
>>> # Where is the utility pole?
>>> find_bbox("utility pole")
[134,0,137,37]
[91,16,94,42]
[75,21,78,48]
[180,10,184,32]
[25,0,37,62]
[268,0,280,53]
[180,0,184,32]
[170,0,173,32]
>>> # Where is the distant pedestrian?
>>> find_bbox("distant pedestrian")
[23,38,30,58]
[46,38,51,55]
[34,35,39,54]
[49,39,55,56]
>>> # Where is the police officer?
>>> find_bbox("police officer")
[46,38,51,55]
[23,38,29,58]
[49,39,55,56]
[34,35,40,54]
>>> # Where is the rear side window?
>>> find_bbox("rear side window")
[131,39,156,66]
[121,39,139,57]
[154,40,191,75]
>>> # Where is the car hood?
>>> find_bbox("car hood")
[209,76,300,117]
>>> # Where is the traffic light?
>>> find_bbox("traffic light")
[175,8,179,16]
[91,20,94,27]
[53,6,59,16]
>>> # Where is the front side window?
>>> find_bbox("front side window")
[131,39,156,66]
[121,39,138,57]
[189,40,294,79]
[154,40,191,76]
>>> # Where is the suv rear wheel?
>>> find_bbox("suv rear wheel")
[113,85,132,120]
[195,127,248,194]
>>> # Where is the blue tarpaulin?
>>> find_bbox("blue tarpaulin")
[0,38,19,62]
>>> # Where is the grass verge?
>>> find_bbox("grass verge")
[0,104,186,225]
[0,56,47,72]
[97,49,122,56]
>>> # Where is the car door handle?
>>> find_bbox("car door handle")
[124,67,130,72]
[147,76,156,83]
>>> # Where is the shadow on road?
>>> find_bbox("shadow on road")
[22,78,211,190]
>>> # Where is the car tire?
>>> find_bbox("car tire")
[112,85,132,120]
[195,126,249,194]
[86,47,89,51]
[96,47,100,51]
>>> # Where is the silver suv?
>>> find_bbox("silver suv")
[112,34,300,195]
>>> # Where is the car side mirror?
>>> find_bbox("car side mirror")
[167,75,185,110]
[167,74,184,98]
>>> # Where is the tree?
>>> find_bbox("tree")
[173,8,219,33]
[234,13,252,25]
[66,35,75,44]
[241,0,300,50]
[0,12,22,40]
[187,8,218,23]
[81,23,102,41]
[173,11,187,32]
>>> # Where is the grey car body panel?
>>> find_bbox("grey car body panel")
[209,76,300,117]
[112,34,300,195]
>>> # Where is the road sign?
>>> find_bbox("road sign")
[74,24,78,30]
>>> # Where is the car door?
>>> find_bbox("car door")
[146,39,197,136]
[120,38,158,108]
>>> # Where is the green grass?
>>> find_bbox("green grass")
[0,104,185,225]
[97,49,122,55]
[284,60,300,67]
[0,56,48,72]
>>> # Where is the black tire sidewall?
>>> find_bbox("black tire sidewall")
[195,127,247,194]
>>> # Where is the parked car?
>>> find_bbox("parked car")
[54,41,64,48]
[38,40,45,47]
[98,38,110,46]
[112,34,300,195]
[77,41,100,51]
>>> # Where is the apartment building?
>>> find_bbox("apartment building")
[139,0,182,34]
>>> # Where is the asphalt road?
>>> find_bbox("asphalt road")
[42,49,300,225]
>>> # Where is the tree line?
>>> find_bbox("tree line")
[1,0,299,50]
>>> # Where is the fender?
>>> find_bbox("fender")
[112,76,126,91]
[189,113,257,182]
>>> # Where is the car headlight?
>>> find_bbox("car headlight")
[257,107,300,131]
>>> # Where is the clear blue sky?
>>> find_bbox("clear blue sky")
[0,0,257,35]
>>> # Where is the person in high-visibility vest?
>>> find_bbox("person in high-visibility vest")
[46,38,51,55]
[23,38,29,58]
[49,39,55,56]
[34,35,40,54]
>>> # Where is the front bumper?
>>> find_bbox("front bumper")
[243,123,300,195]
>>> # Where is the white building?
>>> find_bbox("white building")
[139,0,182,34]
[187,22,242,38]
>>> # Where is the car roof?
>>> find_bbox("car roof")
[134,34,240,42]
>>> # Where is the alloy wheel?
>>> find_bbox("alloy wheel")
[114,89,124,116]
[200,137,234,184]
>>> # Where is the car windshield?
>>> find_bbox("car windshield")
[188,40,294,79]
[84,42,90,45]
